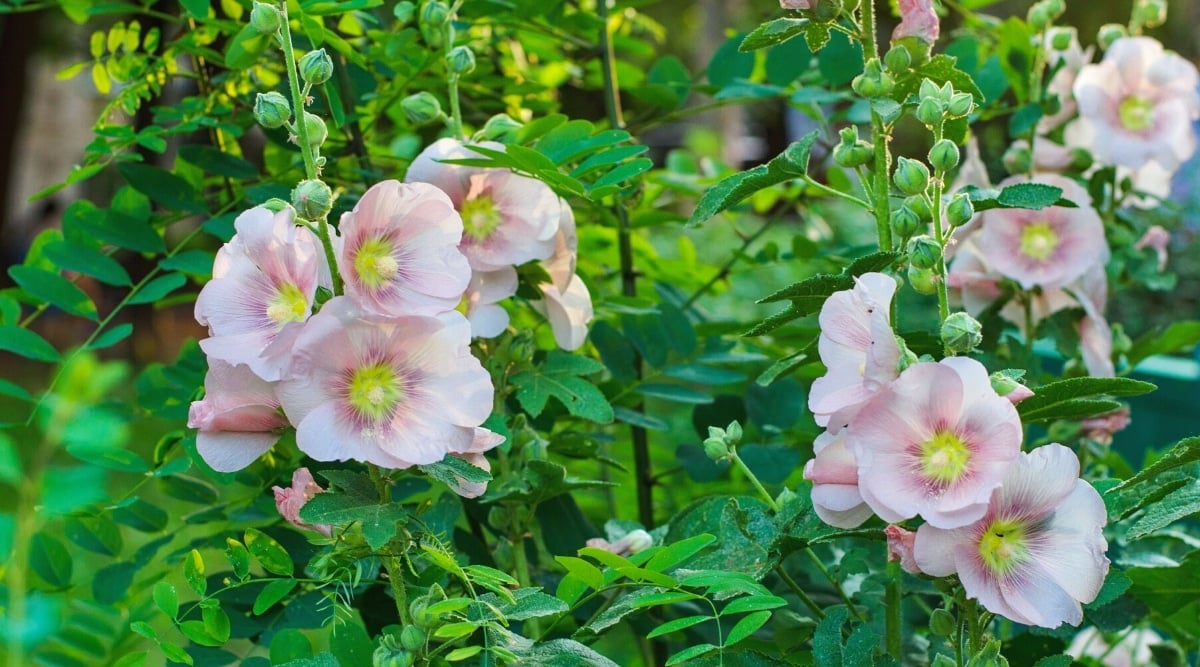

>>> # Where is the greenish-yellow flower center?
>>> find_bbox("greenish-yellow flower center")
[346,363,404,423]
[266,283,309,325]
[1019,221,1059,262]
[460,195,502,242]
[978,517,1030,575]
[354,237,399,290]
[919,429,971,484]
[1118,95,1154,132]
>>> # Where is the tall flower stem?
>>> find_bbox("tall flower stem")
[278,3,318,182]
[930,124,951,327]
[369,464,411,625]
[885,559,903,660]
[731,448,778,513]
[860,0,894,252]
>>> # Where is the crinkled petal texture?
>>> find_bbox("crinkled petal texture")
[195,206,322,381]
[188,359,287,472]
[809,272,900,427]
[977,175,1108,291]
[848,357,1022,529]
[892,0,939,45]
[272,468,333,537]
[405,138,560,271]
[338,180,471,318]
[914,444,1109,628]
[804,430,873,529]
[277,297,495,469]
[1072,36,1200,171]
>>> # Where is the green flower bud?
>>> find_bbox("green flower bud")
[725,420,743,446]
[478,113,523,142]
[301,112,327,151]
[907,264,939,295]
[299,48,334,85]
[1097,23,1127,51]
[989,370,1032,402]
[1134,0,1167,28]
[929,608,956,636]
[851,59,894,97]
[420,0,450,26]
[1043,0,1065,18]
[373,635,412,667]
[446,45,476,75]
[941,311,983,355]
[945,192,975,227]
[249,2,281,34]
[833,141,873,168]
[884,44,912,72]
[486,506,511,531]
[291,179,333,220]
[261,198,291,213]
[892,35,932,68]
[1042,93,1063,119]
[393,0,416,24]
[907,235,941,270]
[893,157,931,196]
[812,0,843,22]
[916,97,945,125]
[1002,142,1032,175]
[1027,2,1052,30]
[400,91,444,125]
[946,92,974,118]
[928,139,960,172]
[1111,322,1132,354]
[703,426,731,462]
[891,205,923,237]
[1048,27,1073,51]
[918,78,946,103]
[400,625,426,653]
[253,91,291,129]
[904,194,932,221]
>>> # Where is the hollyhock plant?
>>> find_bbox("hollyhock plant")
[893,0,939,45]
[273,468,334,537]
[276,297,498,469]
[1071,36,1200,171]
[848,357,1022,529]
[463,267,519,338]
[976,174,1108,291]
[1039,31,1092,132]
[532,202,593,350]
[914,444,1109,628]
[885,525,921,575]
[405,138,560,271]
[808,272,901,427]
[188,359,288,473]
[194,206,324,381]
[337,180,471,318]
[803,429,873,529]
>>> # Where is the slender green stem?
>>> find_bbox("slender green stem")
[885,559,903,660]
[774,565,825,619]
[859,0,893,252]
[368,465,411,624]
[682,217,775,310]
[930,125,951,328]
[314,218,344,295]
[804,175,872,209]
[510,529,539,636]
[732,449,778,513]
[279,3,318,181]
[447,73,465,139]
[805,549,866,622]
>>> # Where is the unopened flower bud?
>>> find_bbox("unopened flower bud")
[930,608,956,636]
[1002,142,1032,175]
[400,92,444,125]
[1097,23,1126,51]
[812,0,842,22]
[891,205,923,237]
[724,420,743,446]
[894,157,930,196]
[904,194,932,221]
[1068,147,1094,172]
[946,92,974,118]
[946,192,974,227]
[292,179,333,220]
[1027,2,1052,30]
[941,312,982,355]
[1048,26,1073,51]
[703,426,731,462]
[907,264,939,295]
[916,97,944,125]
[621,529,654,555]
[301,112,327,151]
[249,2,281,34]
[261,198,291,213]
[907,235,941,270]
[478,113,523,142]
[299,48,334,85]
[918,78,946,103]
[884,44,912,72]
[851,59,894,98]
[400,626,426,652]
[373,635,413,667]
[833,140,873,168]
[393,1,416,24]
[421,0,449,26]
[446,45,475,75]
[990,371,1034,404]
[254,91,291,129]
[1133,0,1166,28]
[1043,0,1065,18]
[928,139,960,172]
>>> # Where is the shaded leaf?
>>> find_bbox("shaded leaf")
[688,133,818,226]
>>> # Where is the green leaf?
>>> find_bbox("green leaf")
[62,200,163,254]
[0,325,61,362]
[467,588,568,622]
[299,489,408,551]
[179,0,209,18]
[179,620,223,647]
[646,533,717,573]
[688,132,818,226]
[67,441,149,472]
[0,433,21,483]
[487,459,615,506]
[184,548,206,596]
[253,578,298,615]
[419,453,492,489]
[126,272,187,305]
[962,183,1077,212]
[117,162,205,212]
[1111,436,1200,491]
[159,249,215,276]
[113,498,168,532]
[721,594,788,615]
[9,265,98,320]
[1128,551,1200,616]
[224,23,270,69]
[630,591,702,609]
[740,18,809,52]
[89,323,135,351]
[1125,482,1200,541]
[511,351,613,423]
[64,515,123,556]
[1017,377,1156,423]
[153,581,179,619]
[708,34,754,87]
[555,556,605,590]
[244,528,293,576]
[1128,320,1200,367]
[723,610,771,646]
[31,532,73,587]
[648,614,712,639]
[179,144,258,180]
[159,642,192,665]
[664,364,746,385]
[225,537,251,579]
[748,251,899,335]
[636,383,714,405]
[42,239,131,286]
[1019,398,1123,424]
[667,644,719,666]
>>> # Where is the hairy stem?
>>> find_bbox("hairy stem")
[885,559,903,660]
[860,0,894,252]
[279,3,318,181]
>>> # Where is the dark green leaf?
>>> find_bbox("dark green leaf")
[688,133,818,226]
[299,489,408,550]
[1128,320,1200,367]
[724,610,772,646]
[667,644,719,666]
[1128,551,1200,611]
[245,528,294,576]
[42,239,131,286]
[708,34,755,87]
[179,0,208,18]
[739,18,809,52]
[511,351,613,423]
[127,272,187,305]
[179,144,258,180]
[419,453,492,488]
[63,200,163,254]
[1126,482,1200,540]
[114,498,168,532]
[636,383,714,404]
[1111,436,1200,491]
[159,249,215,277]
[9,265,98,320]
[1017,377,1155,422]
[467,588,568,622]
[89,323,135,350]
[0,325,61,362]
[649,615,712,639]
[64,515,123,556]
[253,578,298,615]
[31,532,73,587]
[963,183,1077,212]
[117,162,205,213]
[67,441,149,472]
[93,561,137,605]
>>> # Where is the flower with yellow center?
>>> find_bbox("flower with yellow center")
[1018,221,1059,262]
[345,362,405,425]
[1117,95,1155,132]
[352,237,400,292]
[919,430,972,485]
[460,194,503,242]
[266,283,312,326]
[977,517,1030,575]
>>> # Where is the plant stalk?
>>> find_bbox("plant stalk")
[278,3,318,181]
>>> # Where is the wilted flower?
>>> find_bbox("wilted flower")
[337,180,471,318]
[188,359,287,473]
[809,272,901,427]
[885,525,922,575]
[892,0,939,46]
[195,206,324,381]
[1072,36,1200,171]
[914,444,1109,628]
[1080,406,1131,445]
[848,357,1022,529]
[273,468,333,537]
[587,529,654,556]
[277,297,496,469]
[804,429,873,529]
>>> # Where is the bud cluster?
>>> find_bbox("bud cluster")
[915,78,974,127]
[703,420,743,463]
[832,126,873,169]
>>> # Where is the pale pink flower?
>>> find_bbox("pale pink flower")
[277,297,495,469]
[195,206,323,381]
[1067,626,1163,667]
[847,357,1022,529]
[892,0,939,46]
[809,272,901,428]
[976,174,1107,291]
[1072,36,1200,171]
[337,180,470,318]
[1003,384,1035,405]
[804,429,873,529]
[913,444,1109,628]
[1080,407,1130,445]
[1067,263,1115,377]
[405,138,560,271]
[188,359,287,472]
[446,427,506,499]
[885,525,922,575]
[1135,225,1170,271]
[464,267,518,338]
[587,529,654,556]
[947,237,1079,328]
[780,0,814,9]
[1040,32,1093,132]
[532,201,593,350]
[272,468,333,537]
